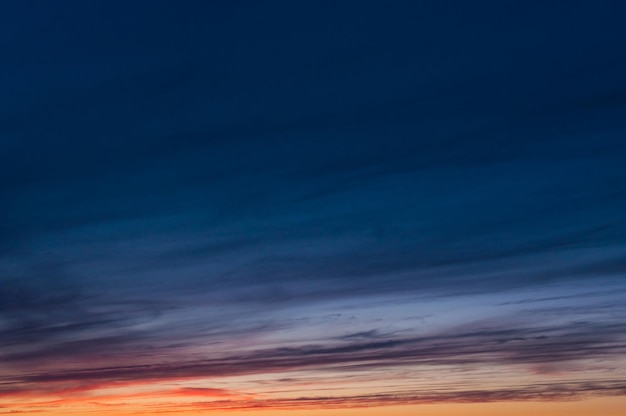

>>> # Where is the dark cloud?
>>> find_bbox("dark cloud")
[2,315,623,391]
[183,381,626,410]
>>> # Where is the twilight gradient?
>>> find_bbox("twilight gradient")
[1,1,626,415]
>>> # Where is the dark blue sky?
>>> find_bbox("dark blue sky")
[1,1,626,413]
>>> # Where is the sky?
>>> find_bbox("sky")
[1,1,626,415]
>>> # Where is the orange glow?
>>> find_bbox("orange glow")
[3,397,626,416]
[3,380,626,416]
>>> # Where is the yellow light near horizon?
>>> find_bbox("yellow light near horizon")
[7,396,626,416]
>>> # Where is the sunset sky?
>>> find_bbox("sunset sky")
[1,1,626,415]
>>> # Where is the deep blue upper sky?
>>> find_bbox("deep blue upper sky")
[1,1,626,408]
